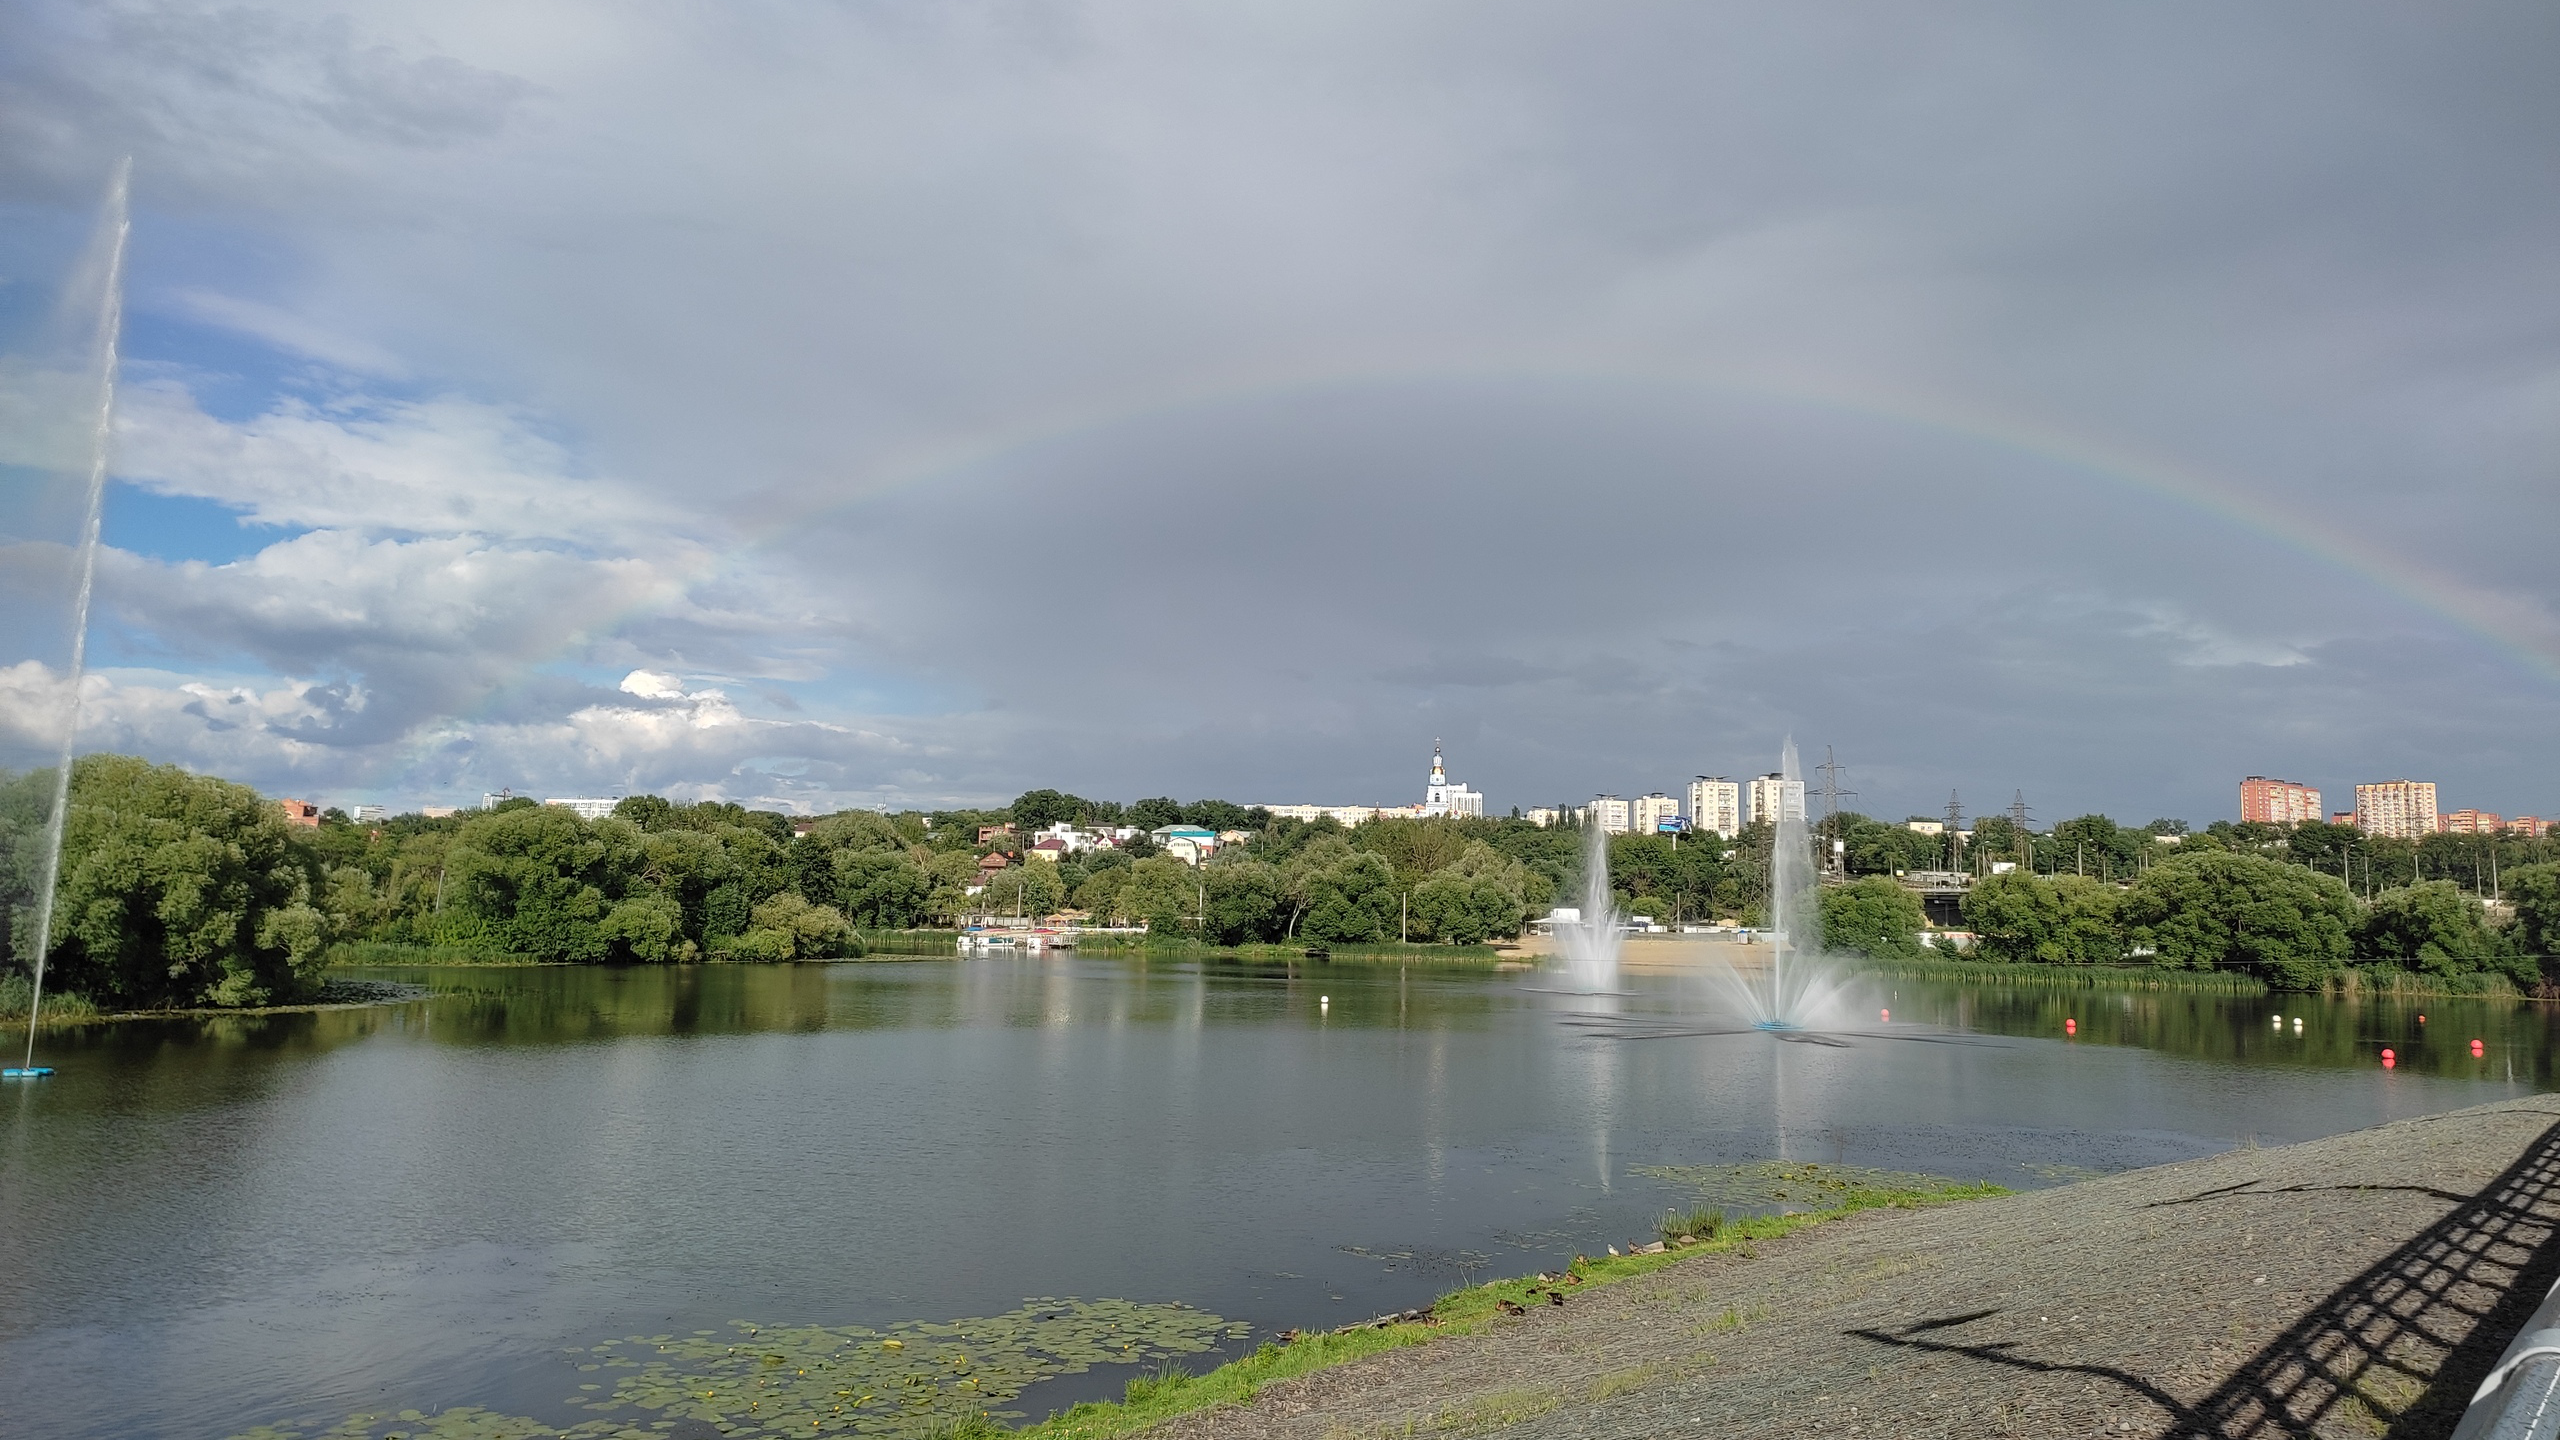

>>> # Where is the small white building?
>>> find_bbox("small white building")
[545,797,624,821]
[1525,807,1563,828]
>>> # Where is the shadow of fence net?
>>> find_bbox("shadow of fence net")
[1843,1117,2560,1437]
[2174,1117,2560,1438]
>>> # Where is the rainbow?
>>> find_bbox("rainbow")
[352,357,2560,797]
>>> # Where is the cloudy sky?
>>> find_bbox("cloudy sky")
[1,1,2554,823]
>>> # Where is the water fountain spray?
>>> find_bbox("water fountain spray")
[1554,818,1623,993]
[12,159,130,1078]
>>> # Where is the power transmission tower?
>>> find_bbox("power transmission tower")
[1943,790,1964,872]
[1815,747,1857,878]
[2009,790,2034,868]
[1815,746,1856,820]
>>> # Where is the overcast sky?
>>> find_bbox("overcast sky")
[2,1,2554,823]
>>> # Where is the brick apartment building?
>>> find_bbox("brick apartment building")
[2239,776,2323,825]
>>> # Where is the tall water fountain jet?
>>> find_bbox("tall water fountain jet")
[1712,736,1856,1031]
[2,160,130,1074]
[1551,819,1623,992]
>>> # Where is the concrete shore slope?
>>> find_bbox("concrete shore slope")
[1159,1097,2560,1440]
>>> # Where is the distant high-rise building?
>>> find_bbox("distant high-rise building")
[2440,809,2503,835]
[2512,816,2550,838]
[1632,793,1681,835]
[1585,795,1631,834]
[2354,780,2438,840]
[1746,773,1805,828]
[1525,807,1563,828]
[2239,776,2323,825]
[1686,777,1740,838]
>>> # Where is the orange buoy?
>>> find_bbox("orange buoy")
[2418,1014,2427,1023]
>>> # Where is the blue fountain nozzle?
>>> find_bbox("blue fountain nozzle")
[1750,1020,1797,1033]
[3,1066,55,1078]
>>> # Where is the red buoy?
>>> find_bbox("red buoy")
[2065,1018,2077,1035]
[2384,1055,2397,1069]
[1880,1008,1891,1022]
[2382,1048,2395,1060]
[2418,1015,2427,1023]
[2473,1039,2487,1055]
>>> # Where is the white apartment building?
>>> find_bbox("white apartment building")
[1525,807,1563,828]
[1686,778,1740,838]
[1747,773,1806,828]
[1585,794,1632,834]
[2355,780,2439,840]
[1632,792,1681,835]
[544,797,624,821]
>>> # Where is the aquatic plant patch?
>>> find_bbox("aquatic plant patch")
[230,1298,1246,1440]
[1630,1160,1973,1212]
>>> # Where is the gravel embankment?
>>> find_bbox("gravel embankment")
[1156,1097,2560,1440]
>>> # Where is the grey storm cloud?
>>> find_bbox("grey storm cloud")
[1,0,2554,818]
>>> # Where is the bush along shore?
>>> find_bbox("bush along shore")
[998,1171,2007,1440]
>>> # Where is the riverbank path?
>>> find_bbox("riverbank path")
[1158,1096,2560,1439]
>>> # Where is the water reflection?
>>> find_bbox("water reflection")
[0,956,2548,1440]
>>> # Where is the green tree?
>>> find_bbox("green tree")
[43,755,331,1007]
[1961,872,2060,964]
[1117,856,1203,936]
[599,893,687,961]
[2358,881,2512,980]
[730,892,862,959]
[1300,850,1398,943]
[2510,864,2560,968]
[1819,877,1926,959]
[1008,789,1087,829]
[977,861,1066,920]
[2120,849,2356,989]
[1200,858,1282,944]
[832,849,934,928]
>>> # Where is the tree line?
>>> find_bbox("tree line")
[9,758,2557,1010]
[1813,820,2560,991]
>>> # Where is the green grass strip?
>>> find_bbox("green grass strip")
[1005,1177,2006,1439]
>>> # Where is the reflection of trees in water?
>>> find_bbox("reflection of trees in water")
[1889,975,2558,1084]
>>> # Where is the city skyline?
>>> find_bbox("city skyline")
[4,4,2554,827]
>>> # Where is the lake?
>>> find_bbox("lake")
[0,954,2548,1438]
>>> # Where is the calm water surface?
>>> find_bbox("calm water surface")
[0,955,2551,1437]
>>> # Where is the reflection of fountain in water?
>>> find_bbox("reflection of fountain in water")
[1550,821,1624,994]
[9,160,129,1074]
[1703,737,1858,1032]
